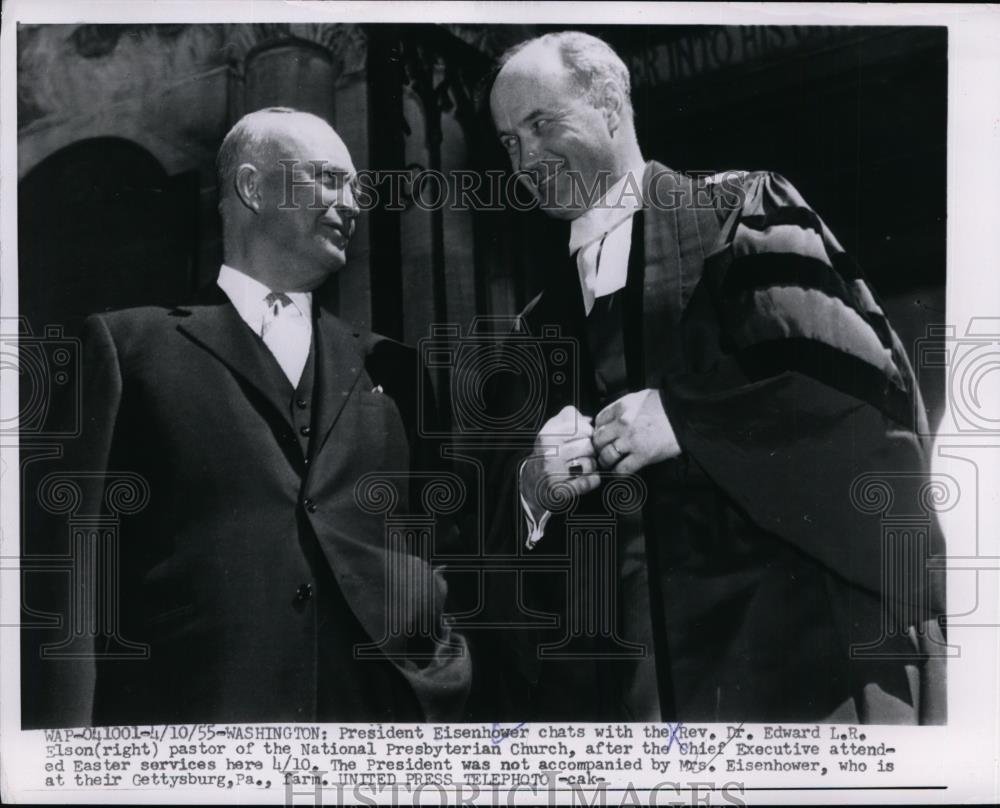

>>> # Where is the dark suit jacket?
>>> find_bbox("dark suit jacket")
[32,285,469,726]
[476,163,945,724]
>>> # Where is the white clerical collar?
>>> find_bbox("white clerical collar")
[216,264,312,333]
[568,159,648,255]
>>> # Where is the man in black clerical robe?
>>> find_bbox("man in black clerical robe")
[473,31,945,724]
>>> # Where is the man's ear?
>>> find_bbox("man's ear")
[599,79,625,137]
[234,163,262,213]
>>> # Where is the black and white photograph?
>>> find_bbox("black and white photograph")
[1,1,998,805]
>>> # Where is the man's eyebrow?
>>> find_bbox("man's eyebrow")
[497,108,558,136]
[523,108,558,124]
[319,167,355,180]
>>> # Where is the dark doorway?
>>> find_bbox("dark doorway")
[18,137,199,338]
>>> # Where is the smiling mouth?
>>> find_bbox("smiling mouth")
[536,166,562,189]
[323,224,352,247]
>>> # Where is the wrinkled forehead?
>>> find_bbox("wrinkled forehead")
[490,45,577,126]
[256,116,355,174]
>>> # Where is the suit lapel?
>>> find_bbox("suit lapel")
[176,290,294,428]
[311,304,366,457]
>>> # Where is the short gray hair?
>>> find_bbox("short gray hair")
[499,31,633,117]
[216,106,305,201]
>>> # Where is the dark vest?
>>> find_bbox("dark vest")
[248,327,422,721]
[585,292,629,410]
[290,344,316,459]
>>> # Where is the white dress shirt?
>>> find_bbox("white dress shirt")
[521,160,648,547]
[569,159,648,316]
[216,264,313,387]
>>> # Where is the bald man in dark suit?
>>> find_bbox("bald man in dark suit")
[31,107,469,726]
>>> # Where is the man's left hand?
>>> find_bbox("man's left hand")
[592,389,681,473]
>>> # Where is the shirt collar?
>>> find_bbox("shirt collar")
[568,159,648,255]
[216,264,312,331]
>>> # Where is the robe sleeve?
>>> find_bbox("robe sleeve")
[664,170,944,622]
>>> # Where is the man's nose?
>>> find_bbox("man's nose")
[335,184,360,220]
[519,137,542,172]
